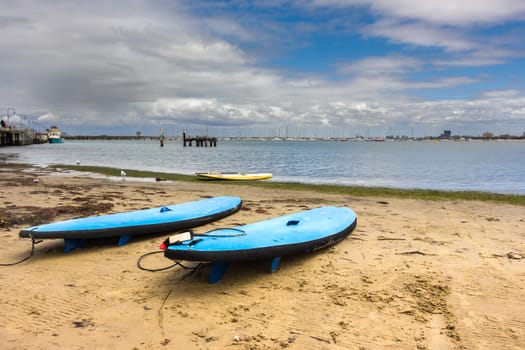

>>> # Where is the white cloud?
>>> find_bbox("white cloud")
[314,0,525,26]
[371,0,525,26]
[36,113,58,123]
[339,55,422,76]
[317,0,524,68]
[482,90,519,98]
[363,19,474,52]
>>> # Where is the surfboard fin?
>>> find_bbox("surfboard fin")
[270,256,282,272]
[63,239,85,253]
[209,261,228,283]
[118,235,132,246]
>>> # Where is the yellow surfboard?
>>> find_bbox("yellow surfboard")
[195,172,272,181]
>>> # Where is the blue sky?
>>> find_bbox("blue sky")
[1,0,525,137]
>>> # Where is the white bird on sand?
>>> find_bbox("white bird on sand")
[76,160,80,165]
[120,170,126,180]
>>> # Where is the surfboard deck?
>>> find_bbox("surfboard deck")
[19,196,242,251]
[162,206,357,282]
[195,172,272,181]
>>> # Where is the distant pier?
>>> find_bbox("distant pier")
[0,127,47,146]
[182,131,217,147]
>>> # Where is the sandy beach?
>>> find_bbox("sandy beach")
[0,166,524,350]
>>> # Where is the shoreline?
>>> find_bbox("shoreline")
[0,165,524,349]
[2,160,524,205]
[49,163,525,206]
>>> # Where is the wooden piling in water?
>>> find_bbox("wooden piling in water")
[182,131,217,147]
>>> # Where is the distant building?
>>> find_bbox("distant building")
[442,130,451,138]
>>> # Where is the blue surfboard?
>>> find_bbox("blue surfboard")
[162,206,357,282]
[19,196,242,252]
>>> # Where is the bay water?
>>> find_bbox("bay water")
[1,139,523,195]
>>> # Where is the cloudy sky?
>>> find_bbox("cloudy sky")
[2,0,525,137]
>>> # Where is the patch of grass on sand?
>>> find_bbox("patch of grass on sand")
[52,164,525,206]
[0,162,33,170]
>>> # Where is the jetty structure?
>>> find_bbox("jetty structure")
[1,126,49,146]
[1,107,48,146]
[1,127,33,146]
[182,131,217,147]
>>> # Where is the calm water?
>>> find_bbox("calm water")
[1,139,524,194]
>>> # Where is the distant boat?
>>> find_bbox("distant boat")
[47,126,64,143]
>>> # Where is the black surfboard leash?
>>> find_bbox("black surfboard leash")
[136,227,246,272]
[0,230,41,266]
[136,250,203,272]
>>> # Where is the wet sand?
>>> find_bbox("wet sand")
[0,167,524,349]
